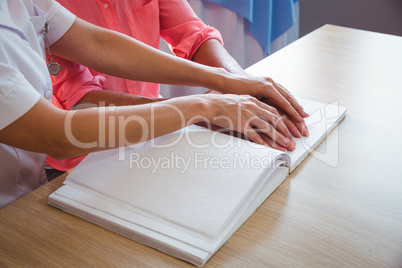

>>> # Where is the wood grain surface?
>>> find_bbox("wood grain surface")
[1,25,402,267]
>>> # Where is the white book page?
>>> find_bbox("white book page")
[67,126,286,239]
[287,99,347,171]
[49,163,289,258]
[48,190,210,267]
[49,98,346,266]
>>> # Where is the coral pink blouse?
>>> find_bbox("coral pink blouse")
[48,0,223,171]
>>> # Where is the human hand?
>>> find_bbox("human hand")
[261,98,309,138]
[277,107,309,138]
[221,74,309,125]
[201,94,296,151]
[254,109,309,152]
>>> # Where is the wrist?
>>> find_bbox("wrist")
[187,95,221,125]
[201,66,234,94]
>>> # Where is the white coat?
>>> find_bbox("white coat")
[0,0,75,208]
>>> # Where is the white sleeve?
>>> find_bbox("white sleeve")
[0,63,41,131]
[34,0,76,45]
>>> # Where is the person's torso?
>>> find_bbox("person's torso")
[57,0,161,97]
[0,0,59,208]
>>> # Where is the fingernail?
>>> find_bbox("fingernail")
[303,126,309,137]
[298,105,308,117]
[285,138,296,150]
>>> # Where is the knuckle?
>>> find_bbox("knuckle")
[263,123,273,133]
[270,113,280,121]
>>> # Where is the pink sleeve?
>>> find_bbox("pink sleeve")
[50,55,106,110]
[159,0,224,60]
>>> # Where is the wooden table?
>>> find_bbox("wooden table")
[1,25,402,267]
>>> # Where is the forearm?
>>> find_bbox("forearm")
[51,18,229,92]
[50,18,306,125]
[66,97,206,157]
[0,96,211,160]
[191,39,246,75]
[74,90,167,109]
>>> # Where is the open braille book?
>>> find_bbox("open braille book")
[49,99,346,267]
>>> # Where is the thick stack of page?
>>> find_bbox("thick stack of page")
[288,99,347,172]
[49,99,346,266]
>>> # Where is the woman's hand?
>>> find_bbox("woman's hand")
[201,94,296,151]
[277,107,309,138]
[217,73,309,125]
[261,98,309,139]
[254,108,309,152]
